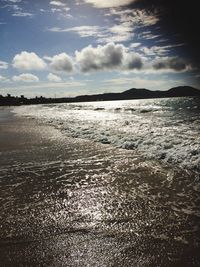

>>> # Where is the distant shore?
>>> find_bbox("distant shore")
[1,85,200,106]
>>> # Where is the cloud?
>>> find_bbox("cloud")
[153,57,188,72]
[82,0,137,8]
[48,7,158,44]
[131,9,159,27]
[12,11,33,17]
[100,23,134,43]
[48,7,159,43]
[47,73,62,82]
[0,75,9,83]
[12,73,39,82]
[46,53,74,72]
[138,31,161,40]
[74,43,189,74]
[110,8,159,27]
[139,43,185,57]
[49,25,102,37]
[75,43,124,72]
[75,42,143,72]
[50,1,66,7]
[103,8,158,42]
[48,24,132,43]
[2,2,34,17]
[130,43,141,48]
[13,51,46,70]
[51,7,70,12]
[124,53,143,70]
[0,60,9,69]
[49,0,71,16]
[3,0,21,2]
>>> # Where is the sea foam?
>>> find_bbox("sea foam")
[13,97,200,173]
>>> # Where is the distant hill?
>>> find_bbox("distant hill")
[166,86,200,97]
[74,86,200,102]
[0,86,200,106]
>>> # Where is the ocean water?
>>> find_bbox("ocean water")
[14,97,200,174]
[0,97,200,266]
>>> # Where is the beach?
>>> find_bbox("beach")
[0,107,200,267]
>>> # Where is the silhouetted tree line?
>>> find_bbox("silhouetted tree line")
[0,93,75,106]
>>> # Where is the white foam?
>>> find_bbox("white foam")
[13,97,200,172]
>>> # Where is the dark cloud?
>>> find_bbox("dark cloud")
[126,54,143,70]
[131,0,200,67]
[47,53,74,72]
[75,43,143,72]
[76,43,124,72]
[153,57,187,71]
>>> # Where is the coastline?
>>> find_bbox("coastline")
[0,108,199,267]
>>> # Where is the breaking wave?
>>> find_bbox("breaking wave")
[14,97,200,173]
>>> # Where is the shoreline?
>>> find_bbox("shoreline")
[0,86,200,106]
[0,108,199,266]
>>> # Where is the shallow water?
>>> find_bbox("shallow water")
[14,97,200,173]
[0,99,200,266]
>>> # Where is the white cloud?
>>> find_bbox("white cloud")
[2,2,34,17]
[49,0,71,15]
[48,8,158,43]
[101,22,134,43]
[4,0,21,2]
[138,31,161,40]
[75,42,143,72]
[46,53,74,72]
[47,73,62,82]
[110,8,158,27]
[49,25,102,37]
[12,73,39,82]
[48,8,158,44]
[13,51,46,70]
[50,1,66,7]
[131,9,159,27]
[0,75,9,83]
[82,0,137,8]
[0,60,9,69]
[106,8,159,43]
[103,8,159,42]
[138,44,185,58]
[130,42,141,48]
[48,24,133,43]
[51,7,70,12]
[12,11,33,17]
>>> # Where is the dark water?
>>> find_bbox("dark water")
[0,102,200,266]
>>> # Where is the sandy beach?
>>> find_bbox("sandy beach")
[0,108,199,267]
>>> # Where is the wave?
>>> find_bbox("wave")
[13,97,200,173]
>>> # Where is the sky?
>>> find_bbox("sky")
[0,0,200,97]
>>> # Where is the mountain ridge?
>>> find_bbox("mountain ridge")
[73,86,200,102]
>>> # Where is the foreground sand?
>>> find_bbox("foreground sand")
[0,108,199,267]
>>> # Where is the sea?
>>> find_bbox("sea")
[14,97,200,174]
[0,97,200,266]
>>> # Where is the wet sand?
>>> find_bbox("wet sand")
[0,108,199,267]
